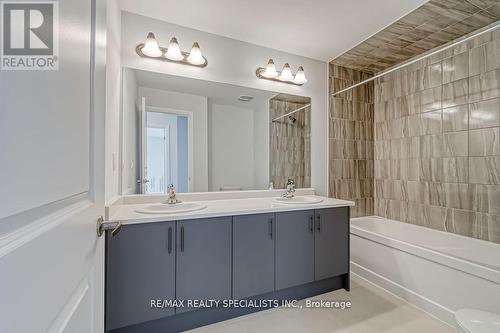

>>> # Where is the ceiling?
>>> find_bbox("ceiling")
[119,0,429,62]
[134,69,277,108]
[331,0,500,73]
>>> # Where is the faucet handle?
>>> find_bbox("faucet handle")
[164,184,181,204]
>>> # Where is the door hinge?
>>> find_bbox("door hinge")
[97,216,122,237]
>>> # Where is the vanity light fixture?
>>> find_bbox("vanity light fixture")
[136,32,208,67]
[256,59,307,86]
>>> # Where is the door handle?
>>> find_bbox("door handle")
[180,226,185,252]
[167,227,172,254]
[309,215,313,232]
[269,218,273,239]
[316,215,321,232]
[96,216,122,237]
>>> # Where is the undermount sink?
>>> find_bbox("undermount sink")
[135,202,207,214]
[273,196,324,205]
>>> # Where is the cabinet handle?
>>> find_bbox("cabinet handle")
[180,226,185,252]
[309,215,314,232]
[167,227,172,254]
[316,215,321,232]
[269,218,273,239]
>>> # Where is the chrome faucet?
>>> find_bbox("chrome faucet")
[282,179,295,198]
[164,184,181,204]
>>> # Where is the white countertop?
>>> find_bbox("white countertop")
[110,195,354,225]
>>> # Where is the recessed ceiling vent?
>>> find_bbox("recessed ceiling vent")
[238,95,254,102]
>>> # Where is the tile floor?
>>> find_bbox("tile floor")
[187,276,455,333]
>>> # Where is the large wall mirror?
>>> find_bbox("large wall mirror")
[120,68,311,194]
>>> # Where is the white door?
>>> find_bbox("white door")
[146,106,194,192]
[145,126,170,194]
[0,0,106,332]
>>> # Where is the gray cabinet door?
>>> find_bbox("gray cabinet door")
[176,217,232,313]
[106,222,176,331]
[275,210,315,290]
[314,207,349,280]
[233,213,275,299]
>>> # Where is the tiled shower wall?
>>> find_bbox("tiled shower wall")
[269,99,311,189]
[374,27,500,243]
[329,65,374,217]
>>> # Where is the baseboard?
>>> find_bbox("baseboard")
[351,262,456,327]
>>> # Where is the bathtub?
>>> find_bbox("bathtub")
[350,216,500,326]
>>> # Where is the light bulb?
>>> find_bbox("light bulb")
[187,42,205,65]
[293,66,307,84]
[262,59,278,78]
[165,37,184,61]
[142,32,162,57]
[279,63,294,81]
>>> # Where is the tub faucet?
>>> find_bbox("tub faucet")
[164,184,181,204]
[282,179,295,198]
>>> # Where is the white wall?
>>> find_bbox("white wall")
[105,0,122,202]
[138,87,209,192]
[121,68,138,194]
[209,104,255,191]
[121,11,328,195]
[253,99,270,190]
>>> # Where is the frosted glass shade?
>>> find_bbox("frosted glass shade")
[142,32,162,57]
[262,59,278,78]
[293,66,307,84]
[187,42,205,65]
[165,37,184,61]
[278,63,294,81]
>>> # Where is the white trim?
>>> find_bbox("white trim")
[46,277,90,333]
[325,65,330,196]
[139,97,147,194]
[0,199,92,257]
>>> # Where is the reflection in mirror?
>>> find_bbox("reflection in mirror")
[270,94,311,189]
[120,68,311,194]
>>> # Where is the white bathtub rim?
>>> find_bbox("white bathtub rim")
[351,216,500,285]
[354,215,500,252]
[350,263,456,327]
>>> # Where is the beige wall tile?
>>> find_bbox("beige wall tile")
[355,30,500,244]
[329,65,374,217]
[442,78,468,108]
[442,105,468,132]
[469,127,500,156]
[469,69,500,102]
[469,97,500,129]
[469,156,500,184]
[443,131,468,157]
[443,51,469,83]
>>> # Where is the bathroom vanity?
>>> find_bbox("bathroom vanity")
[105,191,353,332]
[108,65,350,332]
